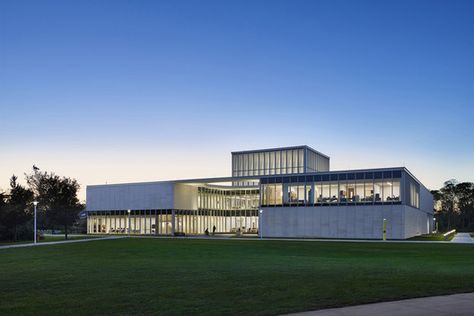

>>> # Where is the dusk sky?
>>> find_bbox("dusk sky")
[1,0,473,201]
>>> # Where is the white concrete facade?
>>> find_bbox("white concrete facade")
[260,205,432,239]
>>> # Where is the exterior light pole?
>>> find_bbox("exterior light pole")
[259,209,263,240]
[383,218,387,241]
[433,217,437,233]
[127,209,131,238]
[33,201,38,244]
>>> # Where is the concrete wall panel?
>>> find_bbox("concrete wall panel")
[87,182,175,211]
[260,205,424,239]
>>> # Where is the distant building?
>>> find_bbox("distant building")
[87,145,433,239]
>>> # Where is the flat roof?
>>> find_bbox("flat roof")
[231,145,330,159]
[87,166,429,189]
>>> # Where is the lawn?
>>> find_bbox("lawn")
[1,238,474,316]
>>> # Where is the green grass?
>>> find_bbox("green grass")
[1,238,474,316]
[408,233,454,241]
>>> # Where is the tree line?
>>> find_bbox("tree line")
[432,180,474,232]
[0,167,84,242]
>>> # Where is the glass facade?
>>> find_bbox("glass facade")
[232,147,330,179]
[198,187,259,211]
[232,148,305,177]
[88,209,259,235]
[260,170,404,207]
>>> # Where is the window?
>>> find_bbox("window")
[306,183,314,205]
[299,149,304,173]
[339,182,347,203]
[355,181,364,202]
[321,183,330,203]
[287,151,293,173]
[264,152,270,175]
[364,180,374,202]
[269,151,275,175]
[283,183,290,205]
[374,181,383,202]
[410,182,419,208]
[248,154,253,176]
[298,184,306,204]
[293,150,298,173]
[383,180,392,201]
[330,182,338,203]
[289,185,298,204]
[392,179,401,201]
[314,182,321,204]
[347,181,355,202]
[275,184,283,205]
[275,151,281,174]
[243,154,248,176]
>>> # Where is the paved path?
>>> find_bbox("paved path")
[451,233,474,244]
[0,236,125,250]
[285,292,474,316]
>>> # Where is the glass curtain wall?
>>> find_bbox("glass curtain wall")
[87,209,260,236]
[232,148,305,178]
[260,170,404,207]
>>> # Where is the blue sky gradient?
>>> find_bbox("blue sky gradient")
[1,0,473,200]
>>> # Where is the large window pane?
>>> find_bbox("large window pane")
[269,151,275,175]
[339,182,347,203]
[264,152,270,175]
[364,180,374,202]
[314,182,321,204]
[393,180,400,201]
[292,150,298,173]
[383,180,392,201]
[347,181,355,202]
[275,184,283,205]
[355,181,364,202]
[374,181,383,202]
[328,182,337,203]
[287,151,293,173]
[297,184,305,205]
[299,149,304,173]
[289,185,298,204]
[282,151,287,174]
[321,183,330,203]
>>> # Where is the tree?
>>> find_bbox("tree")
[0,190,8,240]
[26,167,83,239]
[456,182,474,230]
[433,180,474,232]
[0,176,34,241]
[7,175,34,241]
[439,179,458,230]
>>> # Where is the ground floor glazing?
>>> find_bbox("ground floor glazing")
[87,209,259,235]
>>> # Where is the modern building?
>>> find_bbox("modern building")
[87,145,434,239]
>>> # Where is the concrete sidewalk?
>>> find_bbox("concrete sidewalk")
[0,236,125,250]
[285,292,474,316]
[451,233,474,244]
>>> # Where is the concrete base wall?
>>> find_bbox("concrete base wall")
[261,205,429,239]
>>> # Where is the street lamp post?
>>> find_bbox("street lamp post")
[259,209,263,240]
[33,201,38,244]
[127,209,131,238]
